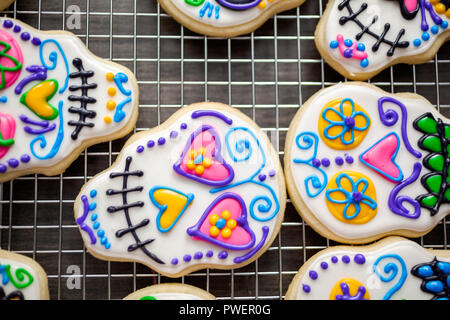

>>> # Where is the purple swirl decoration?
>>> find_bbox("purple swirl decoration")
[388,162,422,219]
[378,97,422,159]
[76,195,97,244]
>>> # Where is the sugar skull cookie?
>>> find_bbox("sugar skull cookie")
[74,102,286,277]
[315,0,450,80]
[285,82,450,244]
[158,0,307,37]
[123,283,216,300]
[0,249,49,300]
[285,237,450,300]
[0,18,139,182]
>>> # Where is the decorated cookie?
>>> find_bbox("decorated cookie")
[0,249,49,300]
[0,0,14,11]
[0,18,139,182]
[315,0,450,80]
[157,0,306,37]
[285,82,450,244]
[74,102,285,278]
[123,283,216,300]
[285,237,450,300]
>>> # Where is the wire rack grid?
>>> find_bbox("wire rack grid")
[0,0,448,300]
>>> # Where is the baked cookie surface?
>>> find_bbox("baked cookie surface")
[285,82,450,244]
[0,18,139,182]
[123,283,215,300]
[316,0,450,80]
[75,102,285,278]
[285,237,450,300]
[158,0,306,37]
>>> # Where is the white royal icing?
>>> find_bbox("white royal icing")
[0,257,42,300]
[287,83,449,241]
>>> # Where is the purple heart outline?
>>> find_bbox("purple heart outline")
[173,124,234,186]
[186,192,256,251]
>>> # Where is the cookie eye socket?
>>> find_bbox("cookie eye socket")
[216,0,262,10]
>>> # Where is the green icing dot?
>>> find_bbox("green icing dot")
[416,116,437,134]
[422,136,442,152]
[427,154,445,172]
[140,296,157,300]
[425,175,442,193]
[421,195,438,207]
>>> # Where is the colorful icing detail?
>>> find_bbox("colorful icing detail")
[329,34,369,68]
[191,109,233,125]
[411,257,450,300]
[0,263,34,289]
[76,195,98,245]
[0,112,15,159]
[372,254,407,300]
[113,72,132,96]
[39,39,69,94]
[413,113,450,216]
[0,30,23,89]
[14,65,47,95]
[106,156,164,264]
[68,58,97,140]
[319,98,371,150]
[20,79,59,120]
[359,132,404,182]
[337,0,410,56]
[149,186,194,233]
[325,171,377,224]
[216,0,262,10]
[186,192,256,251]
[174,125,234,187]
[293,132,328,198]
[388,162,422,219]
[330,278,370,300]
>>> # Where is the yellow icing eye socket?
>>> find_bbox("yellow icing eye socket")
[209,214,220,226]
[318,99,371,150]
[209,226,220,237]
[221,227,232,238]
[226,219,237,230]
[325,171,377,225]
[186,160,196,170]
[203,157,212,168]
[329,278,370,300]
[221,210,231,220]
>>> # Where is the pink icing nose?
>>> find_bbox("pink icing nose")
[404,0,418,12]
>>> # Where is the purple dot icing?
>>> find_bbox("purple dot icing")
[258,174,266,182]
[180,123,187,130]
[7,158,19,168]
[302,284,311,293]
[171,258,178,265]
[352,191,363,203]
[3,20,13,28]
[320,262,328,270]
[331,256,338,263]
[312,158,321,168]
[345,156,354,164]
[31,37,41,46]
[342,255,350,264]
[321,158,330,167]
[354,254,366,265]
[344,116,355,128]
[147,140,155,148]
[218,251,228,259]
[13,25,21,33]
[335,157,344,166]
[157,137,166,146]
[136,145,145,153]
[206,250,214,258]
[194,252,203,260]
[268,169,276,177]
[309,270,318,280]
[170,131,178,139]
[20,154,31,163]
[20,32,31,41]
[0,164,7,173]
[183,254,192,262]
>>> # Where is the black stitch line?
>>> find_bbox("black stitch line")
[337,0,409,56]
[68,58,97,140]
[107,156,165,265]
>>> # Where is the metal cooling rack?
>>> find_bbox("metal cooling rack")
[0,0,448,300]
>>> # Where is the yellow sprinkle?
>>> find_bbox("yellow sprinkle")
[203,157,212,168]
[435,3,446,14]
[104,116,112,124]
[198,147,207,156]
[221,210,231,220]
[106,100,116,110]
[209,226,220,237]
[227,219,237,230]
[106,72,115,82]
[221,228,232,239]
[108,87,117,97]
[195,165,204,175]
[209,214,220,226]
[186,160,196,170]
[257,1,266,9]
[446,9,450,18]
[188,149,197,160]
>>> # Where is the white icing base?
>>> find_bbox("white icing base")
[0,257,41,300]
[288,83,448,241]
